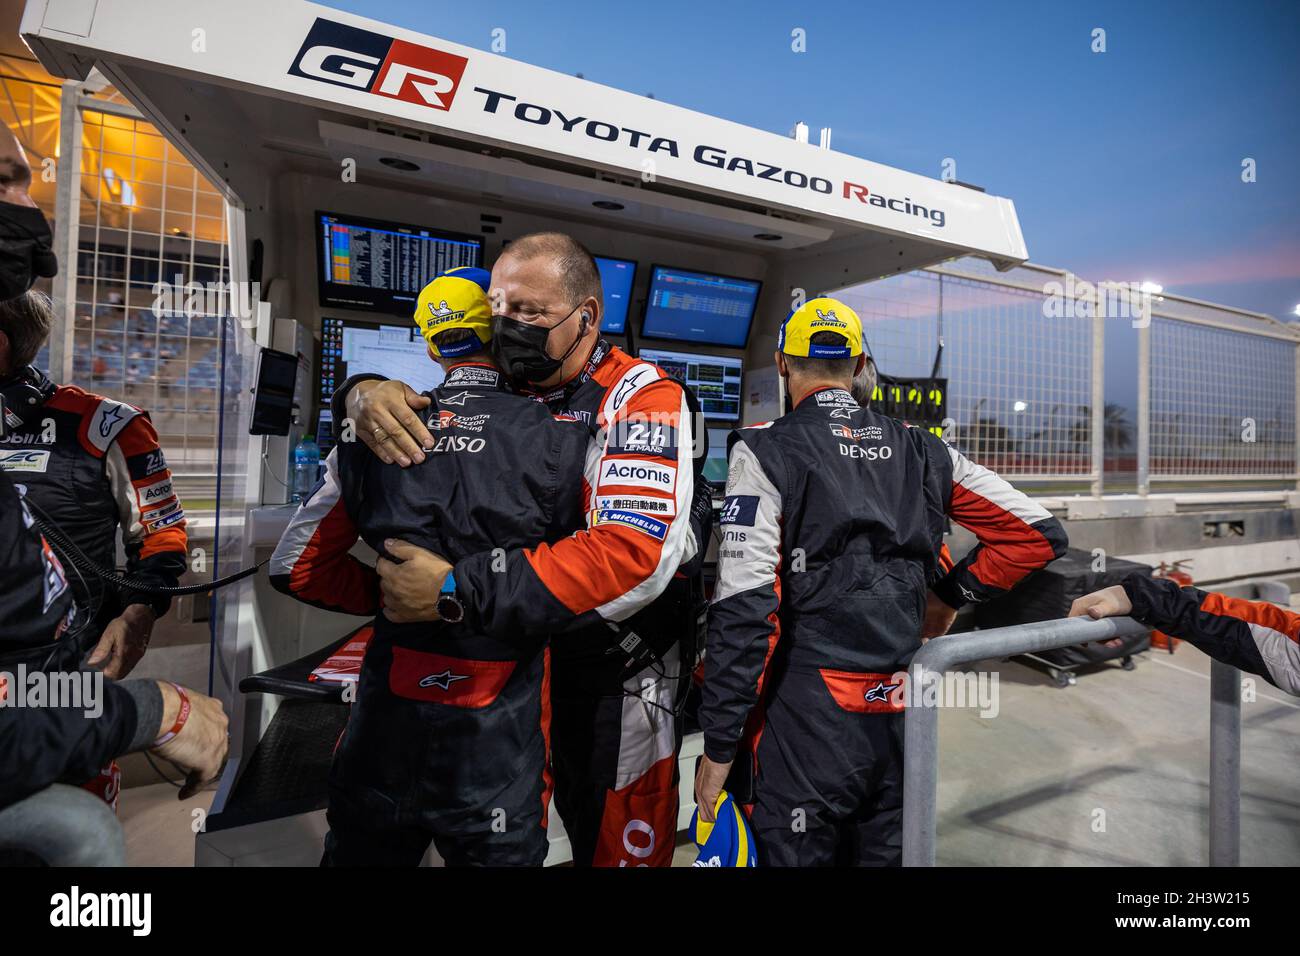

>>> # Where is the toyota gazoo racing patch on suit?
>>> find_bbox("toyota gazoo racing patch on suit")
[595,495,675,516]
[592,509,669,540]
[428,410,491,432]
[0,448,51,473]
[829,423,884,442]
[597,458,677,494]
[605,418,679,461]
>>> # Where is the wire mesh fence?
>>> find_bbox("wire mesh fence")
[837,262,1097,483]
[1148,313,1297,481]
[838,259,1300,491]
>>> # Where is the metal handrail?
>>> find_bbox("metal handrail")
[902,615,1241,866]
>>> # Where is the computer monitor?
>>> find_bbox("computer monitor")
[704,426,732,485]
[595,255,637,334]
[316,210,483,315]
[640,265,761,348]
[638,347,743,421]
[318,317,446,415]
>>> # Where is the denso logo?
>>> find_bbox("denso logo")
[431,435,486,454]
[288,18,468,112]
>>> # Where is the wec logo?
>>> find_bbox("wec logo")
[288,18,468,112]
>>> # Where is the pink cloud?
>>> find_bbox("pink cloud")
[1078,237,1300,288]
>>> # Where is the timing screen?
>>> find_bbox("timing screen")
[639,348,743,421]
[320,215,481,308]
[641,267,760,347]
[319,318,445,410]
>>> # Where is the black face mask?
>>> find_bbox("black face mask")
[0,201,57,303]
[490,304,586,385]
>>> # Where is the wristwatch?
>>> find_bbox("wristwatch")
[436,570,464,624]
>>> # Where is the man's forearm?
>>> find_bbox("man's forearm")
[1123,573,1300,693]
[0,679,161,809]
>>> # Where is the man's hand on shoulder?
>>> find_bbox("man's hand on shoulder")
[346,379,434,467]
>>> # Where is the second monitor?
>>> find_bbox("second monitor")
[638,347,743,421]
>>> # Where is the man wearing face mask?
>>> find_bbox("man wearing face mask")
[0,121,228,864]
[335,232,706,867]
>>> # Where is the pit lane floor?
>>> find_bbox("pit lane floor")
[117,641,1299,867]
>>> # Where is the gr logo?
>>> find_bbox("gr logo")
[288,18,468,112]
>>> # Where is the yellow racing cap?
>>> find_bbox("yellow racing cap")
[777,296,864,359]
[413,266,493,359]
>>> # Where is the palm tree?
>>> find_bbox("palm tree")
[1104,404,1132,451]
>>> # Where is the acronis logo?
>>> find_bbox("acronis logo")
[288,18,468,112]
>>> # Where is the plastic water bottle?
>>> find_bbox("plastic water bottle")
[291,434,320,502]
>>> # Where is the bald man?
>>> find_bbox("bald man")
[333,232,709,867]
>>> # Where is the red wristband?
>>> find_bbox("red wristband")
[153,683,191,747]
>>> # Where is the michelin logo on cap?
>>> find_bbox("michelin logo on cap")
[779,296,865,360]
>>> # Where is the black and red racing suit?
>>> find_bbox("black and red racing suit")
[1122,573,1299,696]
[0,370,188,632]
[0,370,185,807]
[276,364,589,865]
[700,386,1067,865]
[0,470,162,812]
[334,339,702,867]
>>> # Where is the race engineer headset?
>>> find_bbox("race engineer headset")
[0,290,187,682]
[695,296,1067,866]
[334,232,712,868]
[271,267,591,866]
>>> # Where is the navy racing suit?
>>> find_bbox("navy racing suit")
[273,364,589,865]
[700,386,1067,866]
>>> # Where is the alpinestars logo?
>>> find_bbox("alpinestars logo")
[419,669,470,691]
[98,405,124,439]
[864,680,901,703]
[288,18,469,112]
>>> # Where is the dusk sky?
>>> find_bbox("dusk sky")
[326,0,1300,322]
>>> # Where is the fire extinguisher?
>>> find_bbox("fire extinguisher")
[1150,559,1194,652]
